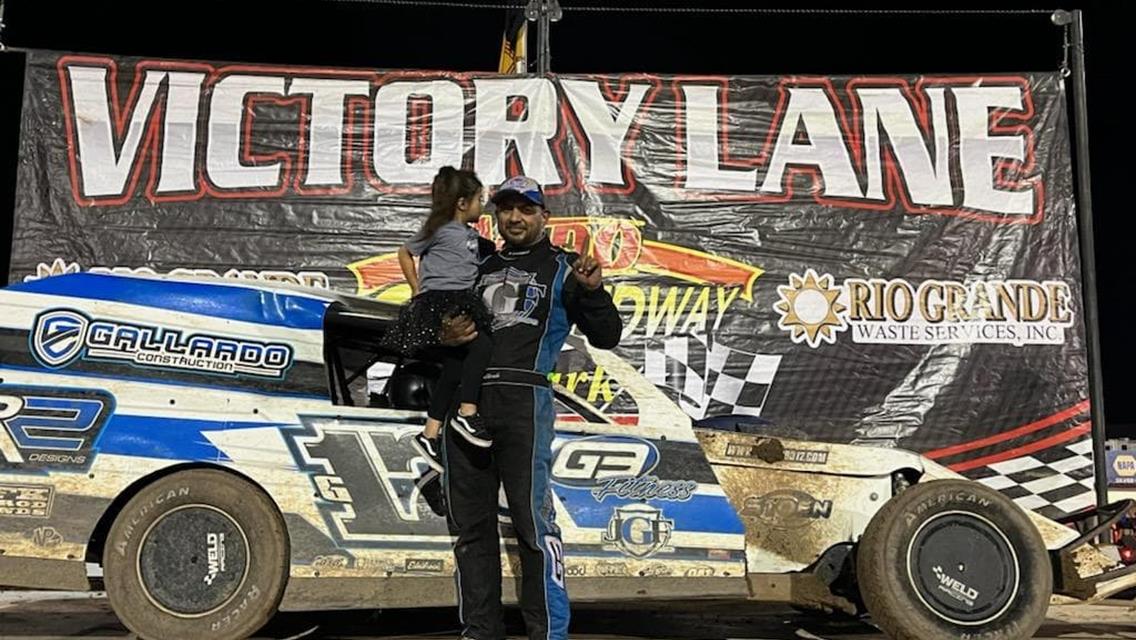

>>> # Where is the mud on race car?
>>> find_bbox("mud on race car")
[0,273,1133,640]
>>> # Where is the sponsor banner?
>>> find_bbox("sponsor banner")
[773,270,1075,348]
[9,52,1090,512]
[24,258,331,289]
[1107,446,1136,488]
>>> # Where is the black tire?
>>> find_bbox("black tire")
[102,469,289,640]
[857,479,1051,640]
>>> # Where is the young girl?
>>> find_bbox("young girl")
[382,166,495,473]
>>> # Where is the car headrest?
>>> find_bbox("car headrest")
[386,361,440,411]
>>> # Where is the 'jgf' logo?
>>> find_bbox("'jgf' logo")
[601,504,674,559]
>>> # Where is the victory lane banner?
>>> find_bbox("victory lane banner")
[9,51,1092,517]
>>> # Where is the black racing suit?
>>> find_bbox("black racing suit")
[443,236,622,640]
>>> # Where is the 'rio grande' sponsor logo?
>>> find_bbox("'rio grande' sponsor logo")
[773,269,1074,348]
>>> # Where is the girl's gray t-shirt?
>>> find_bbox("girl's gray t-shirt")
[405,221,481,293]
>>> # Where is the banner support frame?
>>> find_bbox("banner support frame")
[1054,8,1110,512]
[527,0,561,74]
[0,0,7,51]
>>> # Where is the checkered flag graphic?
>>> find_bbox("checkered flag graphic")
[965,436,1096,520]
[643,334,782,420]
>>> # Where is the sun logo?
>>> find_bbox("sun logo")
[25,258,80,282]
[773,269,848,348]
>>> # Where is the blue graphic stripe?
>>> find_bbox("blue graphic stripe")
[532,386,569,640]
[554,486,746,534]
[535,256,570,374]
[11,273,331,330]
[95,414,293,462]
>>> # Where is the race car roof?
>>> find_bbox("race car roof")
[7,272,401,330]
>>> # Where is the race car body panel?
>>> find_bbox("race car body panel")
[0,274,749,603]
[2,273,1130,615]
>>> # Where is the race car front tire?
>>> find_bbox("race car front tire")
[857,479,1051,640]
[102,468,289,640]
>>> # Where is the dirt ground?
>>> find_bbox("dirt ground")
[1,591,1133,639]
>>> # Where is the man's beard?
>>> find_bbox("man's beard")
[504,226,544,247]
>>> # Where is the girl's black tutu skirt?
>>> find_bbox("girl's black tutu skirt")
[380,288,494,357]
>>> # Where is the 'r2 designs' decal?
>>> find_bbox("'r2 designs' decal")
[31,308,294,379]
[0,385,114,471]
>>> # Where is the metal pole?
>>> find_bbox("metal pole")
[1053,9,1110,510]
[525,0,560,74]
[0,0,8,51]
[524,0,541,72]
[545,0,560,74]
[541,9,550,74]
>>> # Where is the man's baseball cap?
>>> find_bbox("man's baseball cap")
[490,175,545,208]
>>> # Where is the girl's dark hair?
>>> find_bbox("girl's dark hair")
[422,166,482,239]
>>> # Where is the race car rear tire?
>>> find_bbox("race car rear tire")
[857,479,1051,640]
[102,468,289,640]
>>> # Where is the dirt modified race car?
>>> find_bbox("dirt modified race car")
[1,273,1133,640]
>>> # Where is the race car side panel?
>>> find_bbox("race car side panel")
[2,376,752,603]
[263,410,750,610]
[0,370,325,588]
[697,430,892,573]
[0,282,330,588]
[2,277,752,607]
[699,430,1084,573]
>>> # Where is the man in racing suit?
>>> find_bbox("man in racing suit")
[441,176,622,640]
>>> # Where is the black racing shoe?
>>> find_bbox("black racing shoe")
[415,470,447,518]
[450,413,493,448]
[411,433,444,473]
